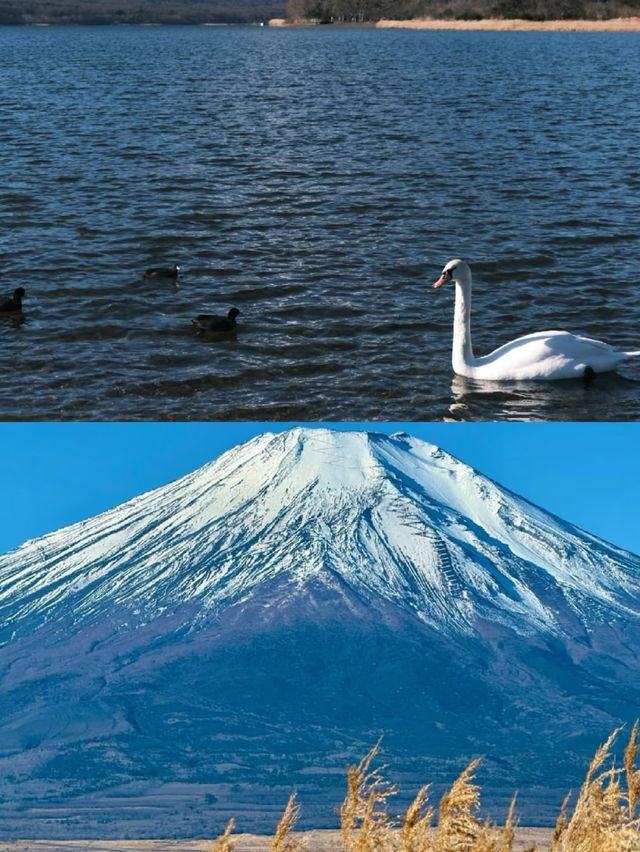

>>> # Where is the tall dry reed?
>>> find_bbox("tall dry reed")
[339,738,397,852]
[271,791,307,852]
[401,784,433,852]
[551,727,640,852]
[211,817,234,852]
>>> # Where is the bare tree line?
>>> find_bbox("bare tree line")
[0,0,285,24]
[285,0,640,24]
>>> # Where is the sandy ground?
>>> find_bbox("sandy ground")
[375,16,640,29]
[269,16,640,29]
[0,827,555,851]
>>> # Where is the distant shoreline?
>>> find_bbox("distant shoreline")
[0,827,556,851]
[269,16,640,30]
[377,16,640,30]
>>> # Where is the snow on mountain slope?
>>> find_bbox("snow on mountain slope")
[2,427,640,838]
[1,427,639,641]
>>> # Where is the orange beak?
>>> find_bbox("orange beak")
[433,272,449,289]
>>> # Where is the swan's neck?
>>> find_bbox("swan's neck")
[452,278,475,373]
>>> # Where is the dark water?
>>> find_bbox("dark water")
[2,25,640,421]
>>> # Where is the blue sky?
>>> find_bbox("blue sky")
[0,422,639,556]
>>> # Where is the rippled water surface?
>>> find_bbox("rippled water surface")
[2,25,640,420]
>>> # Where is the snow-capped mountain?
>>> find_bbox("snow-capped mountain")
[1,427,640,838]
[3,428,638,639]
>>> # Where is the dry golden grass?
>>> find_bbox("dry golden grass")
[210,724,640,852]
[401,785,433,852]
[624,721,640,821]
[339,739,397,852]
[211,819,235,852]
[550,727,640,852]
[271,793,307,852]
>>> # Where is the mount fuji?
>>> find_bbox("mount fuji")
[1,427,640,838]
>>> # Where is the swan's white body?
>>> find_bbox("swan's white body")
[435,259,640,381]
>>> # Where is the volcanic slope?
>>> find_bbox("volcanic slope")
[1,427,640,837]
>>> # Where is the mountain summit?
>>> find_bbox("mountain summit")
[3,427,638,638]
[1,428,640,837]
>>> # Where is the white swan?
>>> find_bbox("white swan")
[434,259,640,381]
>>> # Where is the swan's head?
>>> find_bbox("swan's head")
[433,259,470,288]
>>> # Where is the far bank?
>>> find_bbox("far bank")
[377,15,640,29]
[269,15,640,29]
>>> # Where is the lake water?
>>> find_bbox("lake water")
[2,25,640,421]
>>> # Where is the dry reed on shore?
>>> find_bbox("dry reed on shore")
[550,723,640,851]
[271,793,307,852]
[340,738,397,852]
[210,725,640,852]
[211,818,234,852]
